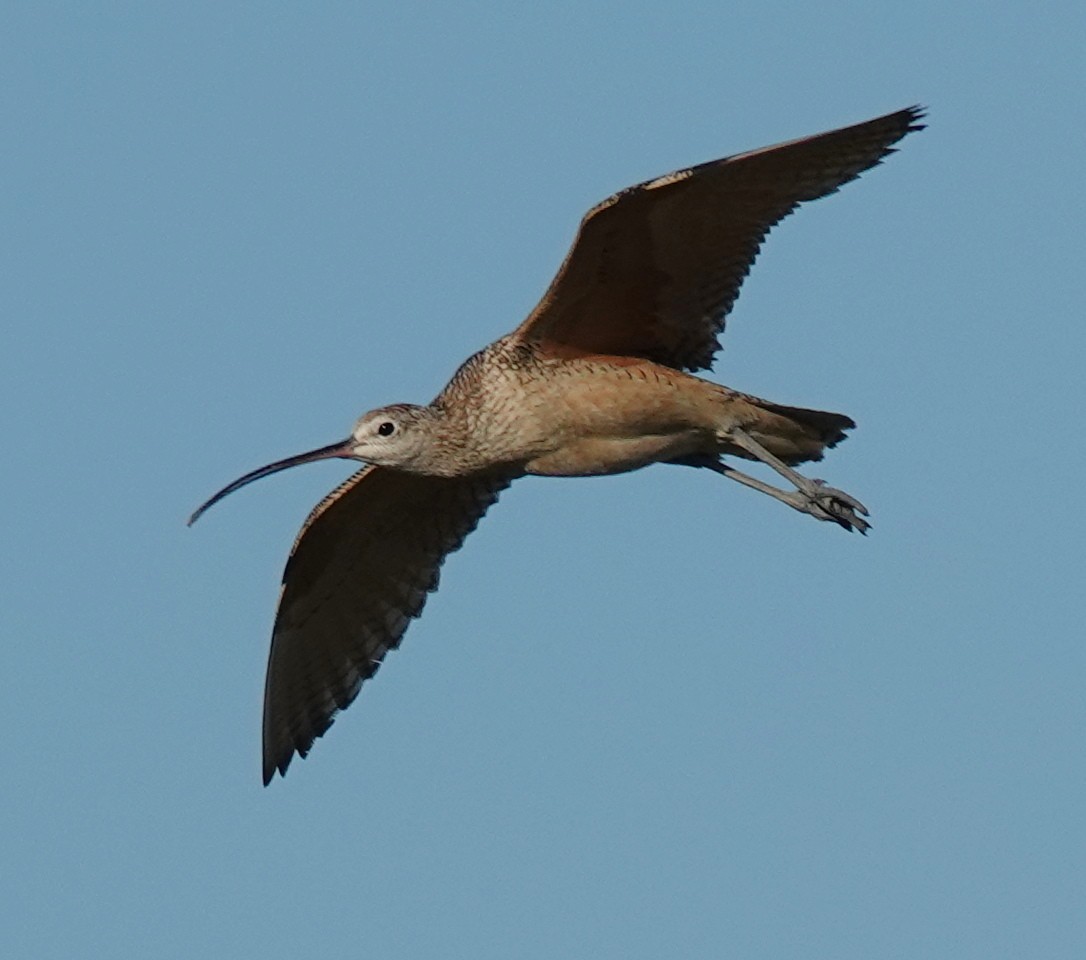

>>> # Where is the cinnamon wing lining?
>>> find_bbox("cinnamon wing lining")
[513,106,925,372]
[261,464,512,783]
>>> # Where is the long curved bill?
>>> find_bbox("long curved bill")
[188,438,355,526]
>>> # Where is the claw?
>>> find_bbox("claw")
[807,478,869,516]
[815,493,871,535]
[686,454,873,534]
[717,429,873,533]
[786,483,870,534]
[772,486,869,533]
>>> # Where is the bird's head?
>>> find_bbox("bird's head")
[347,403,438,469]
[188,402,439,525]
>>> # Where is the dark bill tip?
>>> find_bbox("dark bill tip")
[187,438,354,526]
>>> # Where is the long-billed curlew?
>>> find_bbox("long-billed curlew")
[191,106,925,783]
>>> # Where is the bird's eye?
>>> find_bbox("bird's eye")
[377,421,396,437]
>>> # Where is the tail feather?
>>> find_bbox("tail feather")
[744,399,855,465]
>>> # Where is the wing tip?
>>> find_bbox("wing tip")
[862,104,926,171]
[899,103,928,134]
[261,741,314,786]
[262,675,363,784]
[262,723,322,786]
[263,746,296,786]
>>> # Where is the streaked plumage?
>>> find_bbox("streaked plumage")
[191,106,925,783]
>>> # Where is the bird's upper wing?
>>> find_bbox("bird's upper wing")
[512,106,924,371]
[262,464,512,783]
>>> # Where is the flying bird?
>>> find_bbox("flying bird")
[191,105,925,783]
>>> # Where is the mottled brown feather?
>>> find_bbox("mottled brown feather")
[219,106,925,783]
[514,106,925,371]
[262,465,512,783]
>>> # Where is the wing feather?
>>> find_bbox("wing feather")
[261,465,511,783]
[514,106,925,371]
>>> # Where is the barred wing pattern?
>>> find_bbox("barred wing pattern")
[262,465,512,783]
[515,106,924,371]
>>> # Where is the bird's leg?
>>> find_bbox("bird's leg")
[672,447,870,534]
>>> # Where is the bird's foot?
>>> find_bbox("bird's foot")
[787,477,870,534]
[674,454,872,534]
[713,429,871,534]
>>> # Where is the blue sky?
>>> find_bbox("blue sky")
[3,2,1084,957]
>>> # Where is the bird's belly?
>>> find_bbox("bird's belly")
[524,430,707,477]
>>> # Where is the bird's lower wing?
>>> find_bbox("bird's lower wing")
[262,465,512,783]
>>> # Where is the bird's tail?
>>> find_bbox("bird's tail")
[731,396,855,466]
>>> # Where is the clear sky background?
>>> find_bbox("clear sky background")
[3,3,1083,957]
